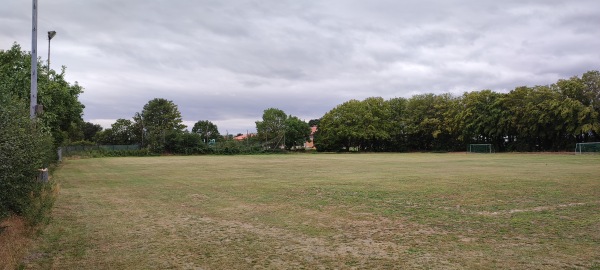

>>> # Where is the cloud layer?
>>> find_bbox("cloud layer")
[2,0,599,134]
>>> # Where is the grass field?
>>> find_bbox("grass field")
[21,153,600,269]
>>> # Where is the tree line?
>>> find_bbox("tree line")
[85,99,312,154]
[315,71,600,152]
[86,70,600,154]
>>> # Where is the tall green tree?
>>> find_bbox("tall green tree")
[82,122,103,142]
[316,99,362,151]
[359,97,392,151]
[404,94,457,151]
[284,116,311,150]
[135,98,186,153]
[386,97,409,151]
[110,119,134,144]
[582,71,600,110]
[316,98,392,152]
[579,70,600,140]
[255,108,287,149]
[0,43,85,146]
[453,90,505,150]
[191,120,221,143]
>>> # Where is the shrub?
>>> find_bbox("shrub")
[0,97,55,224]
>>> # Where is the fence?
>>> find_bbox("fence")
[64,144,141,154]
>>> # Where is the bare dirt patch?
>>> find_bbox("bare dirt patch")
[475,202,592,216]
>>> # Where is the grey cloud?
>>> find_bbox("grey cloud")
[2,0,599,135]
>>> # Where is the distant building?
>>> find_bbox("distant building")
[304,126,318,149]
[234,133,255,141]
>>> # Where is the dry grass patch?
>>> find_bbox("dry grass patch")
[0,216,33,270]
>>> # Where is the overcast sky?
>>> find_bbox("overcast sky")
[2,0,599,134]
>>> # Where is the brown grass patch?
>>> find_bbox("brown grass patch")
[0,216,32,270]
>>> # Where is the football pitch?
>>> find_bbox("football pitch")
[26,153,600,269]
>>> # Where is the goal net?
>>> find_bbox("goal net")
[468,144,493,153]
[575,142,600,154]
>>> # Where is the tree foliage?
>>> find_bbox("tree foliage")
[192,120,221,143]
[82,122,103,142]
[134,98,186,153]
[315,70,600,152]
[256,108,287,149]
[94,119,135,145]
[284,116,311,150]
[0,43,85,146]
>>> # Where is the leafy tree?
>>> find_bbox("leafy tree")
[582,71,600,110]
[256,108,287,149]
[556,76,590,106]
[131,112,145,145]
[284,116,311,150]
[359,97,392,151]
[92,119,135,145]
[386,97,409,151]
[110,119,134,144]
[191,120,221,143]
[500,85,591,151]
[404,94,457,151]
[0,43,85,146]
[316,99,361,151]
[308,118,321,127]
[453,90,505,150]
[164,130,210,154]
[94,128,114,145]
[82,122,103,142]
[135,98,186,153]
[580,70,600,140]
[317,98,391,152]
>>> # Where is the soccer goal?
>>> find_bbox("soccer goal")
[468,144,493,153]
[575,142,600,154]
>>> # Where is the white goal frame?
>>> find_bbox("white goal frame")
[575,142,600,154]
[468,144,493,153]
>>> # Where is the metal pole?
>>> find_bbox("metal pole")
[48,34,50,79]
[30,0,38,119]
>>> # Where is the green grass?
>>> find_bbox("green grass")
[24,153,600,269]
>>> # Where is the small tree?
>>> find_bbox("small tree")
[82,122,103,142]
[191,120,221,143]
[110,119,135,145]
[256,108,287,149]
[284,116,311,150]
[135,98,186,153]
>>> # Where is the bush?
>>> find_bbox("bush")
[0,97,55,224]
[68,140,97,146]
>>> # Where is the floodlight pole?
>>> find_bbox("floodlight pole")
[30,0,38,119]
[48,31,56,80]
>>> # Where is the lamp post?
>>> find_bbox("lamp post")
[48,31,56,80]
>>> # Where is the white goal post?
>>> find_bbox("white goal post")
[575,142,600,154]
[468,144,493,153]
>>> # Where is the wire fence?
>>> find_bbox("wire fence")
[63,144,141,154]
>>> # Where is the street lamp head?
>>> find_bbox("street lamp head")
[48,31,56,40]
